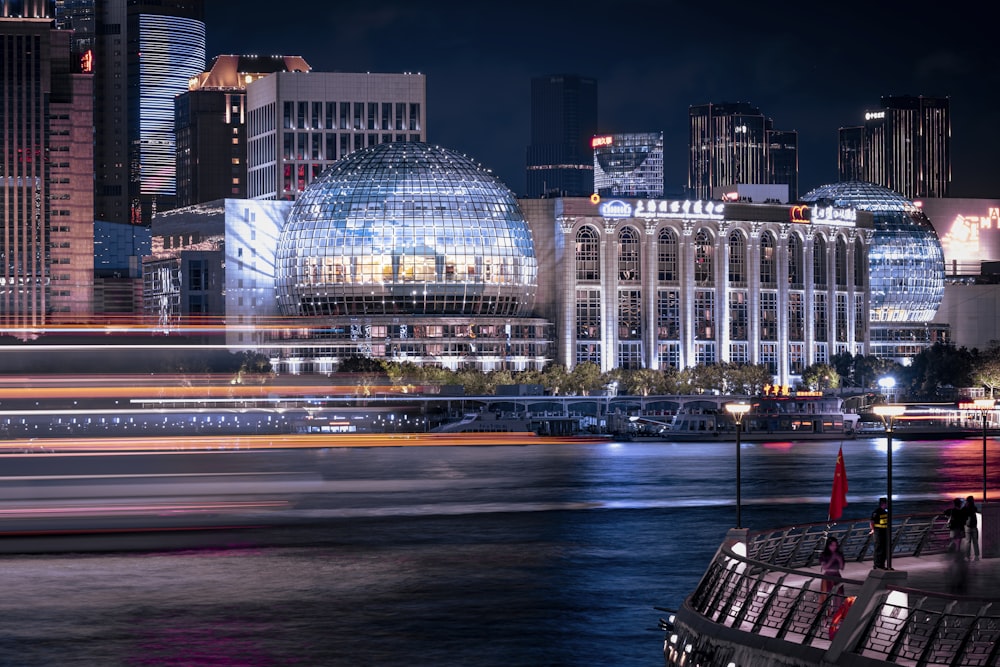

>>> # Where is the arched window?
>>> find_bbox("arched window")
[760,231,776,287]
[575,226,600,281]
[854,237,866,289]
[788,232,804,288]
[657,228,678,282]
[814,235,828,287]
[728,231,746,286]
[694,229,714,285]
[618,226,640,281]
[836,236,848,288]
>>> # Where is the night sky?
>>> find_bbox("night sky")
[207,1,999,199]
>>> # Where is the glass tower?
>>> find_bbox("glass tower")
[837,96,951,199]
[592,132,664,198]
[526,74,598,198]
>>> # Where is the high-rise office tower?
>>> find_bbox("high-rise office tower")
[1,5,95,326]
[58,0,204,225]
[526,75,598,198]
[245,71,426,201]
[176,54,311,207]
[592,132,664,198]
[688,102,798,201]
[837,95,951,199]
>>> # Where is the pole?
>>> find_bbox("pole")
[984,410,989,506]
[886,416,893,571]
[736,420,742,529]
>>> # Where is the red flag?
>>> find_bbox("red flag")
[829,446,849,521]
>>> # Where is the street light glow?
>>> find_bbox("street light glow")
[725,402,751,419]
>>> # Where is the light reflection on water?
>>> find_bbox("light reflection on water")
[0,438,990,665]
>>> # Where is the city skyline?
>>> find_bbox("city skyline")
[206,0,999,199]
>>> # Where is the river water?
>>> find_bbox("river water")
[0,436,989,666]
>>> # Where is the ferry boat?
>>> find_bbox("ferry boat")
[664,393,859,441]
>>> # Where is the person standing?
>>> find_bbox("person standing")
[945,497,966,553]
[819,535,846,608]
[965,496,980,561]
[870,497,889,569]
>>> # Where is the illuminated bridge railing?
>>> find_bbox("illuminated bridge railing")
[667,516,1000,667]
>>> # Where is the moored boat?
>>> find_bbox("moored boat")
[664,393,859,441]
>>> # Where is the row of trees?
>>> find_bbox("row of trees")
[334,342,1000,400]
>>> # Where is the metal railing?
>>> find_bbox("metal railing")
[668,514,1000,667]
[747,512,953,568]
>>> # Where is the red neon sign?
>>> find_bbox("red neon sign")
[591,136,613,148]
[80,50,94,73]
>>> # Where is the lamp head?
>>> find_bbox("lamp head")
[725,402,751,423]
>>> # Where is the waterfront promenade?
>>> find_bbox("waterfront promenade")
[665,511,1000,667]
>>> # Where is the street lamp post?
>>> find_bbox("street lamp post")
[725,402,751,529]
[968,398,995,506]
[873,403,905,570]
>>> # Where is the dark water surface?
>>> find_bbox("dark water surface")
[0,437,988,666]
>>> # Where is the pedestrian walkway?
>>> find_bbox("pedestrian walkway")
[845,550,999,598]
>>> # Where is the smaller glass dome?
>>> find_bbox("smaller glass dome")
[801,181,944,323]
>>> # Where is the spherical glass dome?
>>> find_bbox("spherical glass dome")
[801,181,944,323]
[276,142,537,317]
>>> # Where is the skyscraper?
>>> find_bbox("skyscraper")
[688,102,798,201]
[1,6,95,326]
[592,132,664,198]
[837,95,951,199]
[176,54,311,207]
[245,71,426,201]
[526,75,598,198]
[58,0,205,225]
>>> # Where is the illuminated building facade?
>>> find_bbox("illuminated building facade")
[176,55,311,207]
[58,0,205,226]
[801,181,947,362]
[921,197,1000,351]
[526,74,598,198]
[592,132,664,198]
[838,95,951,199]
[245,72,426,201]
[156,144,548,373]
[688,102,798,201]
[1,10,94,326]
[94,219,150,315]
[154,143,877,386]
[520,197,871,386]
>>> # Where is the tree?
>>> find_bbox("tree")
[800,363,840,391]
[338,355,386,374]
[972,345,1000,398]
[232,351,274,386]
[539,363,570,396]
[621,368,663,396]
[566,362,604,395]
[899,343,976,400]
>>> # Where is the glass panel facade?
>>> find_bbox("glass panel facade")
[275,143,537,317]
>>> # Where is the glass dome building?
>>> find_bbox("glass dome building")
[276,142,537,318]
[801,181,944,323]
